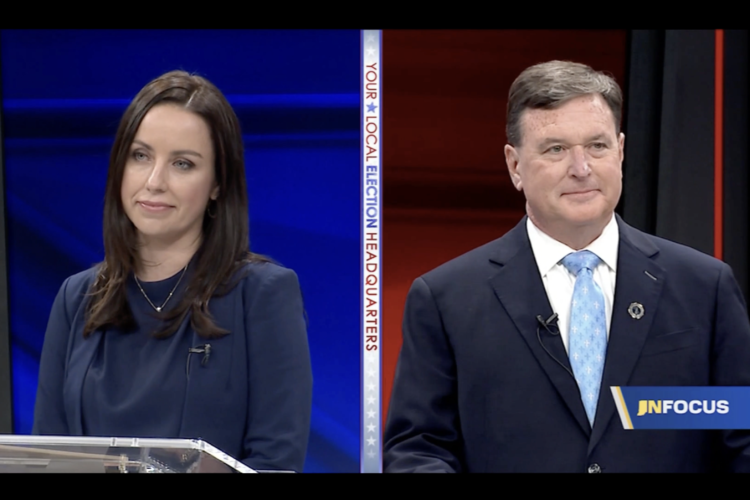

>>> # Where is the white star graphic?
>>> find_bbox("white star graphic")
[367,396,376,405]
[367,423,376,432]
[366,47,376,57]
[367,383,376,391]
[367,410,376,418]
[366,437,376,446]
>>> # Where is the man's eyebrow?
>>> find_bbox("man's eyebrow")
[537,137,567,148]
[536,134,612,148]
[586,133,610,143]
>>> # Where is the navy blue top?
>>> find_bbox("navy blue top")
[81,270,194,438]
[33,261,313,473]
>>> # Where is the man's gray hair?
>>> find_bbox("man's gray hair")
[506,60,623,146]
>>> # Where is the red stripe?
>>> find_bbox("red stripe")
[714,29,724,260]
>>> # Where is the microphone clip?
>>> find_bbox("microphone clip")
[186,343,212,377]
[535,312,574,379]
[536,313,559,336]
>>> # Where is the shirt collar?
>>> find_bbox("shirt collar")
[526,214,619,278]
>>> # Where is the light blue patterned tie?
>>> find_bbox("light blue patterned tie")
[561,250,608,427]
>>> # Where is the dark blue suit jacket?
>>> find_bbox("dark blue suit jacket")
[33,262,312,473]
[384,216,750,472]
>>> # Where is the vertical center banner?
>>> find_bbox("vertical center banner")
[361,29,382,473]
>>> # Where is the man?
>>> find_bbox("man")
[383,61,750,473]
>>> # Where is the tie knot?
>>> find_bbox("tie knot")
[561,250,601,276]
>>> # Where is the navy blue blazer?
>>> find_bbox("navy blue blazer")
[33,262,313,473]
[384,215,750,472]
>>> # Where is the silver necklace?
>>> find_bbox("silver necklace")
[134,264,188,312]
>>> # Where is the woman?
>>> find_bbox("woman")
[32,70,313,473]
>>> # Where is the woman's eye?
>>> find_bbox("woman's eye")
[175,159,193,170]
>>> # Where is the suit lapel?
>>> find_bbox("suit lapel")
[488,219,591,437]
[64,328,104,435]
[588,216,665,452]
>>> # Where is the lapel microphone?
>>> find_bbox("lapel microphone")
[536,313,559,335]
[186,344,212,376]
[535,313,574,379]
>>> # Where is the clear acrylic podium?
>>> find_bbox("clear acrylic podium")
[0,435,257,473]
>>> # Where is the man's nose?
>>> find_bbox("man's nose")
[569,146,591,177]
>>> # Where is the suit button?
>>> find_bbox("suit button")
[587,464,601,474]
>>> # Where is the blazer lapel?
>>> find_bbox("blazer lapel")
[488,218,591,438]
[64,328,104,435]
[588,216,665,452]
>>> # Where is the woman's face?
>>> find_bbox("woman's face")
[121,104,218,248]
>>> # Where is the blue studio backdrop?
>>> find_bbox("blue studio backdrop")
[0,29,359,472]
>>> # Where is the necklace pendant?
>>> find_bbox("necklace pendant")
[135,263,187,315]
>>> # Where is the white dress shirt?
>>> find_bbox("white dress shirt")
[526,215,619,353]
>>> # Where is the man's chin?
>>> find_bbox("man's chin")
[566,214,613,229]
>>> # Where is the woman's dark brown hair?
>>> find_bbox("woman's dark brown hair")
[84,70,267,338]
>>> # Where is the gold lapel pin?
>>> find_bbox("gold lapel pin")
[628,302,644,319]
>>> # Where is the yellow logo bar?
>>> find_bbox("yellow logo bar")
[611,386,634,430]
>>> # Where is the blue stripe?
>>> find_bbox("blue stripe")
[3,93,360,111]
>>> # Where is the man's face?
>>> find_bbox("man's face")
[505,94,624,239]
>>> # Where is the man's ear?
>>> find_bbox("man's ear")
[505,144,523,191]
